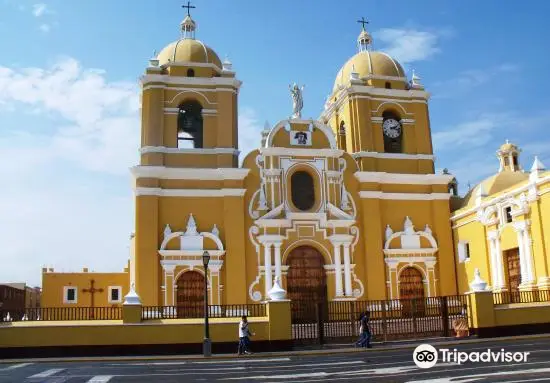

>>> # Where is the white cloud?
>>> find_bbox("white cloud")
[375,28,443,64]
[32,3,47,17]
[432,64,519,98]
[238,107,263,161]
[39,23,50,32]
[0,57,140,174]
[0,58,140,286]
[0,57,263,286]
[433,116,498,149]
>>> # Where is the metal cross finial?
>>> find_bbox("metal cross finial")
[357,17,369,30]
[182,1,196,16]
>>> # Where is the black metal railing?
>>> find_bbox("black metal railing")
[0,306,122,322]
[291,295,470,345]
[493,290,550,305]
[142,304,266,320]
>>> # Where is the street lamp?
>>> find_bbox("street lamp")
[202,250,211,357]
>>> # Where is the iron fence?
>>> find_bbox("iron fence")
[142,304,266,320]
[291,295,470,345]
[493,290,550,305]
[0,306,122,322]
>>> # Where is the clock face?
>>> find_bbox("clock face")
[383,118,401,138]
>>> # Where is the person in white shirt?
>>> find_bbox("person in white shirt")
[238,315,254,355]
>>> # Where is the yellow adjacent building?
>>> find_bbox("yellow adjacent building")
[41,13,549,313]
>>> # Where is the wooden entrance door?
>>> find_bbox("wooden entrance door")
[399,267,425,317]
[176,271,205,318]
[287,246,327,320]
[504,248,521,302]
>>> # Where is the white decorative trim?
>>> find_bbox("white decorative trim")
[354,171,451,184]
[134,187,246,197]
[108,286,123,304]
[260,147,344,157]
[141,74,241,89]
[321,86,429,121]
[371,117,416,125]
[140,147,239,156]
[353,152,434,161]
[265,119,337,150]
[63,286,77,304]
[451,175,550,221]
[359,191,451,200]
[164,107,218,115]
[131,165,248,180]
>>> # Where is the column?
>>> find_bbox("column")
[333,243,343,297]
[385,259,399,299]
[516,228,529,285]
[343,243,352,296]
[264,243,273,296]
[162,264,176,306]
[425,260,437,297]
[274,242,282,283]
[494,236,506,290]
[488,233,499,289]
[509,154,515,171]
[523,228,536,285]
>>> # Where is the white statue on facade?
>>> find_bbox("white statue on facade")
[289,83,304,119]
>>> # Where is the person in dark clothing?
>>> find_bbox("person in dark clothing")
[355,310,372,348]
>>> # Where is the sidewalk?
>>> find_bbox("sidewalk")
[2,333,549,364]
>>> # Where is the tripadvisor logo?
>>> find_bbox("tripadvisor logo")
[413,344,530,368]
[413,344,438,368]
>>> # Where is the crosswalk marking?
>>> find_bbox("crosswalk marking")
[87,376,114,383]
[1,363,33,371]
[193,357,291,364]
[28,368,65,378]
[407,366,550,383]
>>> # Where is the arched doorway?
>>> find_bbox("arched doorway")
[286,246,327,320]
[399,267,425,317]
[176,271,205,318]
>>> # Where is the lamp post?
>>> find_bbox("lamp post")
[202,250,211,357]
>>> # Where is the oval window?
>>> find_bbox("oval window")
[291,171,315,211]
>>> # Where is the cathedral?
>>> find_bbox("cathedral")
[41,10,550,312]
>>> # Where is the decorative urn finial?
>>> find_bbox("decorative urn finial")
[268,276,287,301]
[469,268,489,292]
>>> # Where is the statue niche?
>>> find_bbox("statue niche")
[177,100,203,148]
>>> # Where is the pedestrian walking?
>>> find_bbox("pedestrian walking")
[237,315,255,355]
[355,310,372,348]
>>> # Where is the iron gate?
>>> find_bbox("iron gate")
[291,295,470,345]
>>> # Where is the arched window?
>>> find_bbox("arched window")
[385,82,392,89]
[177,100,203,148]
[291,171,315,211]
[382,110,402,153]
[186,68,195,77]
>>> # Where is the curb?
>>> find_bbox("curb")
[2,333,550,364]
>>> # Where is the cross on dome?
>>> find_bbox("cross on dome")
[356,17,372,51]
[357,17,369,30]
[182,1,195,16]
[180,2,197,39]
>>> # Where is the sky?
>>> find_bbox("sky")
[1,0,550,287]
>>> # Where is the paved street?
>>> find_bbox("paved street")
[2,337,550,382]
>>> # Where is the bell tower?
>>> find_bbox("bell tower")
[131,5,243,306]
[139,7,241,169]
[320,21,435,175]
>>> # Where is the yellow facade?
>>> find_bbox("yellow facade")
[452,142,550,294]
[40,15,549,312]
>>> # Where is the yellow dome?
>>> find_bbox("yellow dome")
[157,38,222,68]
[461,170,529,208]
[333,51,406,91]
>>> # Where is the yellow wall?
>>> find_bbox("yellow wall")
[42,271,129,307]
